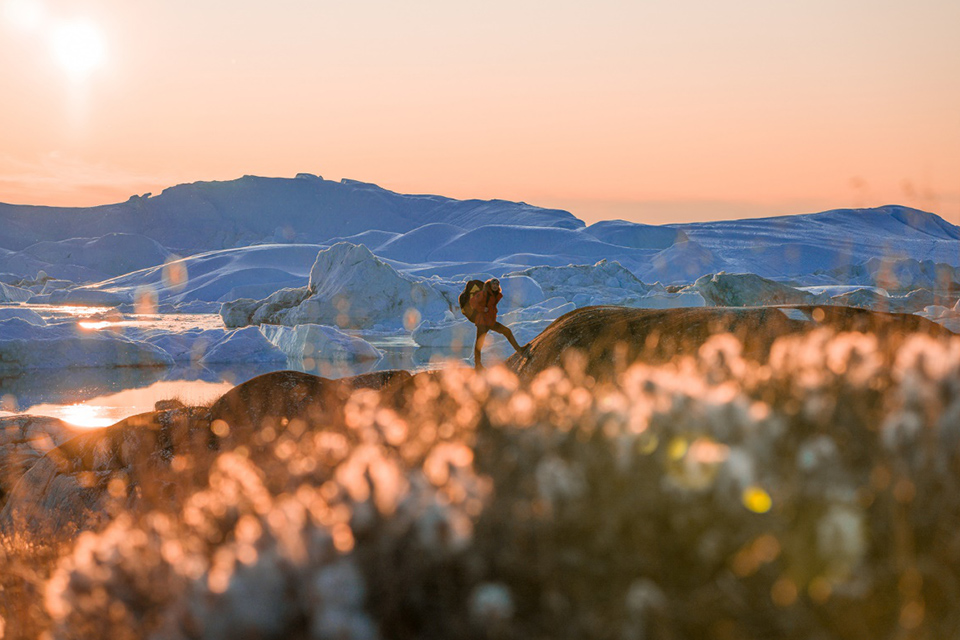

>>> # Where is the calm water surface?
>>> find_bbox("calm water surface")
[1,306,479,428]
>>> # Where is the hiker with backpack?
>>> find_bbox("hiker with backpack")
[459,278,529,370]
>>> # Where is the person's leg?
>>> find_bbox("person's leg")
[491,322,525,352]
[474,325,489,369]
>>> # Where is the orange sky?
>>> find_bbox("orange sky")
[1,0,958,225]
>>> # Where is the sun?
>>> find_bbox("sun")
[50,19,105,80]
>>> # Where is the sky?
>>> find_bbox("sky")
[1,0,958,225]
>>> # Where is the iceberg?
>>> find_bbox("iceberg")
[221,243,452,329]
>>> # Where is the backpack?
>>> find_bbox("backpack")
[459,280,484,321]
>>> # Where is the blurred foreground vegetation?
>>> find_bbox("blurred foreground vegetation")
[2,328,960,640]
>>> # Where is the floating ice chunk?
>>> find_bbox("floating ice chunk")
[0,318,174,370]
[0,307,46,325]
[261,324,382,362]
[510,260,653,298]
[918,305,960,333]
[144,328,229,362]
[220,298,262,328]
[0,282,32,303]
[198,327,288,364]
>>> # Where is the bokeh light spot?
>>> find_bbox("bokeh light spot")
[0,394,17,412]
[162,256,188,292]
[403,307,422,331]
[135,286,158,314]
[742,486,772,513]
[771,577,798,607]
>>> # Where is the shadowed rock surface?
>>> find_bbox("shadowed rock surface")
[506,305,949,381]
[0,369,412,549]
[0,415,74,510]
[0,407,213,549]
[208,368,411,433]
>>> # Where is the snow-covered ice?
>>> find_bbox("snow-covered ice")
[0,318,174,371]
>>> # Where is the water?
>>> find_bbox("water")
[0,305,487,428]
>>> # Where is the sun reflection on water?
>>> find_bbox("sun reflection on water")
[58,404,118,429]
[18,379,235,430]
[77,320,114,331]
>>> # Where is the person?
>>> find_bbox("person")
[467,278,528,369]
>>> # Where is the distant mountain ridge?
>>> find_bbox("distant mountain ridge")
[1,174,957,287]
[0,174,583,254]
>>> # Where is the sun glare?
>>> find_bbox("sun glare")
[50,19,105,80]
[3,0,44,31]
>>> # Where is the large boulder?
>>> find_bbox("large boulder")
[0,406,214,548]
[507,305,950,382]
[0,415,75,510]
[208,369,410,436]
